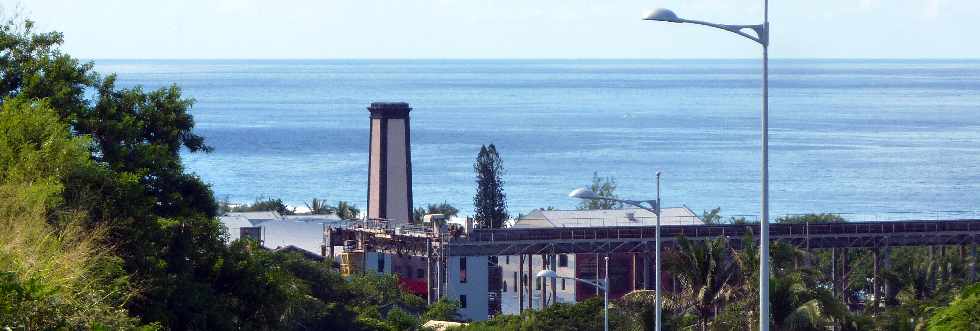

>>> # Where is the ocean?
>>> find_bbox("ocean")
[92,59,980,221]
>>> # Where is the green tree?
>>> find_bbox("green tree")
[0,97,144,329]
[577,172,621,210]
[421,299,461,322]
[768,272,842,331]
[776,213,845,224]
[926,282,980,330]
[473,144,507,228]
[459,297,611,331]
[336,200,361,220]
[666,237,739,331]
[305,198,335,215]
[231,197,295,215]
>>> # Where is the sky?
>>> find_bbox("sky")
[2,0,978,59]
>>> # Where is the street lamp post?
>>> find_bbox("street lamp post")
[535,256,610,331]
[643,3,770,331]
[569,173,661,331]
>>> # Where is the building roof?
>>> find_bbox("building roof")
[219,212,348,254]
[512,207,702,229]
[283,214,342,222]
[224,211,282,221]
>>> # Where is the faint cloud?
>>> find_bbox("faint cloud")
[213,0,258,15]
[858,0,881,11]
[923,0,942,19]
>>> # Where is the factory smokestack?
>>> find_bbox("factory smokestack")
[367,102,413,225]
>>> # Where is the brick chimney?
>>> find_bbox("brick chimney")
[367,102,413,225]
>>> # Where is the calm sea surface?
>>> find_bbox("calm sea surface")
[92,59,980,221]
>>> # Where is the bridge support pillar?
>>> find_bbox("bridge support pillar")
[550,254,557,306]
[872,243,880,316]
[595,253,601,296]
[527,254,533,309]
[540,255,547,309]
[842,248,849,304]
[426,239,433,305]
[518,254,524,313]
[832,247,838,301]
[631,253,638,291]
[643,242,651,290]
[972,238,977,282]
[883,244,892,306]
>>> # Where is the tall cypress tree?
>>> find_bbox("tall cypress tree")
[473,144,508,228]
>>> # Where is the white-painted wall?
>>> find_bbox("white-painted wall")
[498,254,576,315]
[447,256,489,321]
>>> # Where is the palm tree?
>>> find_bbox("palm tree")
[617,290,686,331]
[768,271,843,331]
[666,236,739,331]
[304,198,334,215]
[335,201,360,220]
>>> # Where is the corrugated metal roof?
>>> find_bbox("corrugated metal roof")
[512,207,702,228]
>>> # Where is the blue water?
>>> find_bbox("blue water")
[92,59,980,221]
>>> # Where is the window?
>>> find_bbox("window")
[459,295,467,308]
[505,255,510,264]
[503,281,508,292]
[459,257,467,283]
[559,254,568,268]
[561,278,566,291]
[377,254,385,272]
[535,278,540,290]
[417,268,425,279]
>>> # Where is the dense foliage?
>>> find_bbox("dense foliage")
[0,97,145,329]
[226,197,295,215]
[0,15,431,330]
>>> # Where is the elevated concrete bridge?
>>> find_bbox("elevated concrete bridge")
[448,219,980,256]
[327,219,980,257]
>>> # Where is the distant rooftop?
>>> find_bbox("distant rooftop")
[219,211,346,255]
[513,207,702,229]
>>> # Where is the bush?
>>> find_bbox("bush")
[0,99,143,329]
[927,282,980,330]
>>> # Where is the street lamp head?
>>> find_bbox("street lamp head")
[535,269,558,279]
[568,187,599,200]
[643,8,682,23]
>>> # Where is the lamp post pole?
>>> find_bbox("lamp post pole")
[642,2,771,329]
[760,2,771,330]
[654,172,662,331]
[604,256,609,331]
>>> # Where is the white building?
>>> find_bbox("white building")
[495,207,702,315]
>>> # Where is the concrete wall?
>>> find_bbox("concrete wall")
[447,256,489,321]
[384,119,410,224]
[365,251,393,274]
[368,118,382,219]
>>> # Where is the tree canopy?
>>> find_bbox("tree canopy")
[473,144,508,228]
[577,171,621,210]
